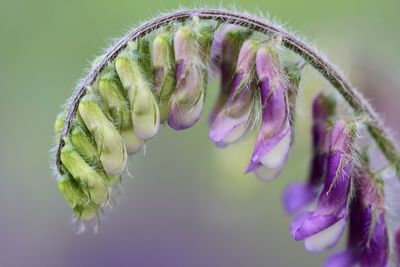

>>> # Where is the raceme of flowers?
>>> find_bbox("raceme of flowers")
[53,17,398,266]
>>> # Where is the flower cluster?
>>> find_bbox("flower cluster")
[54,16,397,265]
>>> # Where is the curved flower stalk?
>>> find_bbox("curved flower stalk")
[283,93,336,214]
[52,9,400,262]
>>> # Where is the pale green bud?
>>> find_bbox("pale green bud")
[115,48,160,140]
[60,145,108,205]
[78,92,127,175]
[98,70,142,154]
[58,176,97,221]
[70,126,99,164]
[152,32,176,122]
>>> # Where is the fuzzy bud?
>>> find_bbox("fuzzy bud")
[115,47,160,140]
[78,91,127,175]
[60,145,108,205]
[58,176,97,221]
[152,32,176,122]
[168,26,207,130]
[98,69,142,154]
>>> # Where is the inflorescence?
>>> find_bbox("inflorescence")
[53,9,400,266]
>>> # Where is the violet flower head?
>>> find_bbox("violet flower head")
[290,120,355,252]
[282,94,336,214]
[245,43,291,182]
[325,171,389,267]
[208,39,259,147]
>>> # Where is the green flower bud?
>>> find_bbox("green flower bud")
[152,32,176,122]
[60,145,108,205]
[115,47,160,140]
[58,176,97,221]
[70,126,99,164]
[78,91,127,175]
[98,69,142,154]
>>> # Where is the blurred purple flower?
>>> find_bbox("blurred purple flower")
[290,120,355,252]
[324,171,389,267]
[282,94,336,214]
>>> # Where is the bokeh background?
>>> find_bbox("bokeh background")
[1,0,400,266]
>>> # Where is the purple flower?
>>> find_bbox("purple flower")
[209,25,251,125]
[208,39,259,147]
[324,171,389,267]
[290,120,355,252]
[245,44,291,181]
[395,228,400,265]
[282,94,336,214]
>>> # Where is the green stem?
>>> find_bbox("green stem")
[56,9,400,175]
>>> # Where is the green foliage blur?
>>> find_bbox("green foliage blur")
[0,0,399,266]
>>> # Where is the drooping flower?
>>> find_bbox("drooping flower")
[282,93,336,214]
[168,22,214,130]
[209,24,252,124]
[290,120,356,252]
[245,43,291,181]
[208,39,259,147]
[324,171,389,267]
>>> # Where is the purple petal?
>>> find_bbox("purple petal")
[304,218,346,252]
[359,212,389,267]
[282,182,318,215]
[209,73,255,144]
[395,228,400,265]
[324,250,357,267]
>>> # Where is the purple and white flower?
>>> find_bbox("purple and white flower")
[209,39,259,147]
[290,120,355,252]
[282,93,336,214]
[245,43,291,181]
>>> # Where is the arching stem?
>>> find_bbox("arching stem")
[56,9,400,175]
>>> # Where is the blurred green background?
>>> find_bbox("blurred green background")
[1,0,399,266]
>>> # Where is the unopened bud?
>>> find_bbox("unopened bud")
[152,32,176,122]
[58,176,97,221]
[115,46,160,140]
[168,26,207,130]
[60,145,108,205]
[98,69,142,153]
[78,91,127,175]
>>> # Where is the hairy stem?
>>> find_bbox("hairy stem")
[56,9,400,174]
